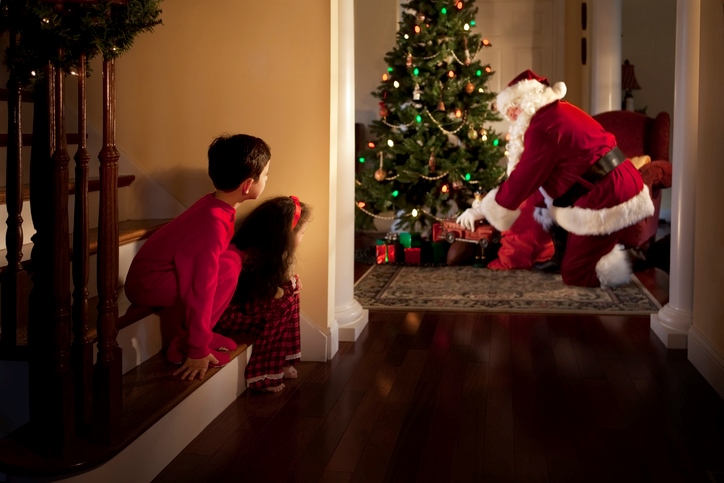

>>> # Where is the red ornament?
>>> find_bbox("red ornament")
[379,102,389,117]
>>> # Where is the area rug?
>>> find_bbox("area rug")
[354,265,662,315]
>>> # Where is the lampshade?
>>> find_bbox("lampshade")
[622,59,641,91]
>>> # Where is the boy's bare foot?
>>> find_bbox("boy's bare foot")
[283,366,298,379]
[264,383,285,393]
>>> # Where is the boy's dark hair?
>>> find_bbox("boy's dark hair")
[232,196,312,305]
[208,134,271,191]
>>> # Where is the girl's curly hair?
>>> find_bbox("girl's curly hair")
[231,196,311,305]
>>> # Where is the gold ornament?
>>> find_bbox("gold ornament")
[374,169,387,181]
[465,82,475,94]
[437,100,446,111]
[468,128,478,139]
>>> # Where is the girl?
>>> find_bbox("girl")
[214,196,311,392]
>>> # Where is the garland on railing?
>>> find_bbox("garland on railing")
[0,0,163,85]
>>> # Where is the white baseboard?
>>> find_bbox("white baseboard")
[688,327,724,401]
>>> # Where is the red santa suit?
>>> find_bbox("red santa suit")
[458,70,654,287]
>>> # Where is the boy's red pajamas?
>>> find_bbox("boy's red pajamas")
[214,279,301,390]
[125,193,242,360]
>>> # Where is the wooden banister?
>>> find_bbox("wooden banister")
[72,53,94,432]
[1,30,28,355]
[93,57,122,445]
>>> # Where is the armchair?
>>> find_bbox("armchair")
[592,110,672,250]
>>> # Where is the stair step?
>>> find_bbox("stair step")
[0,174,135,205]
[0,218,171,273]
[0,330,255,479]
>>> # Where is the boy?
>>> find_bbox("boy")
[125,134,271,381]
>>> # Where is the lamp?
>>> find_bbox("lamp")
[621,59,641,111]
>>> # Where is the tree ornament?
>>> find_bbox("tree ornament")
[438,100,446,112]
[406,53,413,68]
[465,49,471,65]
[375,152,386,181]
[468,128,479,139]
[413,83,421,100]
[452,180,464,190]
[379,102,389,118]
[417,12,426,22]
[465,81,475,94]
[428,151,436,172]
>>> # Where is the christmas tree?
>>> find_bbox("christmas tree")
[355,0,506,232]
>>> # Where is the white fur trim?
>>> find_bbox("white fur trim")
[533,207,554,231]
[498,81,567,174]
[550,185,655,236]
[496,80,567,122]
[481,187,520,231]
[596,244,632,287]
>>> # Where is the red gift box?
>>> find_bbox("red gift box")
[404,247,421,265]
[376,244,397,264]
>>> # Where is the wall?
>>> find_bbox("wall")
[354,0,397,130]
[87,0,334,333]
[621,0,677,221]
[692,0,724,379]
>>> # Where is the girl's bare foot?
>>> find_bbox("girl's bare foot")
[283,366,298,379]
[264,383,285,393]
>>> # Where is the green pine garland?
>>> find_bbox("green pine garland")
[0,0,163,86]
[355,0,506,231]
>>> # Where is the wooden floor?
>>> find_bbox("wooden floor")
[154,264,724,483]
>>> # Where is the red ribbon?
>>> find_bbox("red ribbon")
[290,195,302,229]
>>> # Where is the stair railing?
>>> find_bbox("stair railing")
[2,1,124,455]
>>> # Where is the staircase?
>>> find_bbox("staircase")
[0,25,254,482]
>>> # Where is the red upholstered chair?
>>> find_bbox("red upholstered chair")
[592,110,672,250]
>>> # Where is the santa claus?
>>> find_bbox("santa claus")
[457,70,654,287]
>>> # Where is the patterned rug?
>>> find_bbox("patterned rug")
[354,265,662,315]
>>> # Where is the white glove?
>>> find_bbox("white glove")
[456,207,483,231]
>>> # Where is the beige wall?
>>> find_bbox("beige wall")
[354,0,397,130]
[693,0,724,362]
[87,0,334,330]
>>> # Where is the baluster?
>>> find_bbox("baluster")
[93,57,121,445]
[72,53,94,432]
[48,53,76,454]
[28,61,58,455]
[1,31,30,356]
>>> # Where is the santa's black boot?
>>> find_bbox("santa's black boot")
[534,224,568,273]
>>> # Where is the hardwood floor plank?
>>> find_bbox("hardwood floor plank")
[483,316,516,482]
[288,390,367,482]
[350,402,409,483]
[325,363,396,473]
[383,347,446,481]
[451,362,488,482]
[417,351,466,481]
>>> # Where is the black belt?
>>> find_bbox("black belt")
[553,147,626,207]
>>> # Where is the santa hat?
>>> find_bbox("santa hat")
[496,69,567,119]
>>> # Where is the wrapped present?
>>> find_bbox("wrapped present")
[404,247,421,265]
[376,240,397,264]
[431,240,449,264]
[398,232,412,248]
[410,232,423,248]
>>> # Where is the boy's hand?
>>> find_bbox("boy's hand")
[173,353,219,381]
